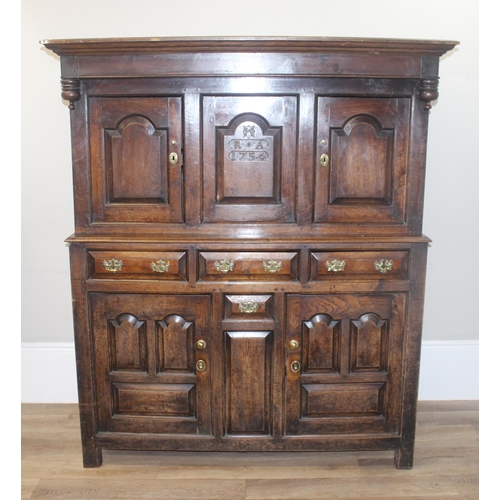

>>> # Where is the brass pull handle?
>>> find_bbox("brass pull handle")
[196,339,207,350]
[151,260,170,273]
[238,302,259,314]
[102,259,123,272]
[374,259,394,274]
[169,152,178,165]
[326,259,346,272]
[320,153,329,167]
[214,259,235,274]
[289,340,299,350]
[262,259,283,273]
[290,360,301,373]
[196,360,207,372]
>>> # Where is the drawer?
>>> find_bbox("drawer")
[310,251,408,280]
[88,251,187,280]
[199,252,299,281]
[224,295,274,320]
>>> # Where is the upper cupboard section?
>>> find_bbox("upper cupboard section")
[84,81,419,233]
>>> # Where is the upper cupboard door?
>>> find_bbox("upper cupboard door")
[315,97,410,226]
[202,96,298,223]
[89,97,183,224]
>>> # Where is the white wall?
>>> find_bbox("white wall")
[22,0,478,344]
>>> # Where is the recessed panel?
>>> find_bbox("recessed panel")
[157,315,194,373]
[302,383,385,416]
[333,115,394,203]
[105,115,167,202]
[108,314,147,372]
[219,116,278,202]
[302,314,340,373]
[113,383,195,417]
[350,314,388,372]
[202,95,297,222]
[225,331,272,435]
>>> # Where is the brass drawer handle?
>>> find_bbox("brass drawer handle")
[289,340,299,350]
[196,339,207,350]
[196,360,207,372]
[326,259,346,272]
[151,260,170,273]
[214,259,235,274]
[374,259,394,274]
[262,259,282,273]
[238,302,259,314]
[320,153,329,167]
[290,360,301,373]
[102,259,123,272]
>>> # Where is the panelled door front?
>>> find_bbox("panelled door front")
[89,97,183,224]
[202,95,298,223]
[285,294,406,436]
[91,294,211,435]
[315,97,410,226]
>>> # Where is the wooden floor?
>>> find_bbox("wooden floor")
[21,401,478,499]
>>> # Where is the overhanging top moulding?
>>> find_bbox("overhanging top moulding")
[41,36,459,57]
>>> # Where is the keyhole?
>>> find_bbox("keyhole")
[169,152,178,165]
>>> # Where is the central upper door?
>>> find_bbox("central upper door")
[202,95,298,223]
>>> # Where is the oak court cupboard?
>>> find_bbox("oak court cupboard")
[42,36,458,468]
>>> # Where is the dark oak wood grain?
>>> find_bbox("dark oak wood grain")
[43,36,457,468]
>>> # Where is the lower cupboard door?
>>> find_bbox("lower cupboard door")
[90,293,211,435]
[285,293,406,436]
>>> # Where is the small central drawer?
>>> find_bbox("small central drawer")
[310,251,409,280]
[199,252,299,281]
[224,295,274,320]
[88,251,187,280]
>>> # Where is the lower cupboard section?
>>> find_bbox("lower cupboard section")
[89,292,406,442]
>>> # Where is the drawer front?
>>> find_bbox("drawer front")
[89,251,187,280]
[310,251,408,280]
[224,295,274,320]
[199,252,299,281]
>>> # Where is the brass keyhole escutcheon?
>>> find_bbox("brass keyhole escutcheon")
[196,339,207,350]
[196,360,207,372]
[320,153,329,167]
[289,340,299,350]
[290,360,301,373]
[169,152,178,164]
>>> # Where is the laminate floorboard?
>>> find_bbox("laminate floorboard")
[21,401,479,499]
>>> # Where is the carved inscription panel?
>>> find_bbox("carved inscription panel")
[203,96,298,223]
